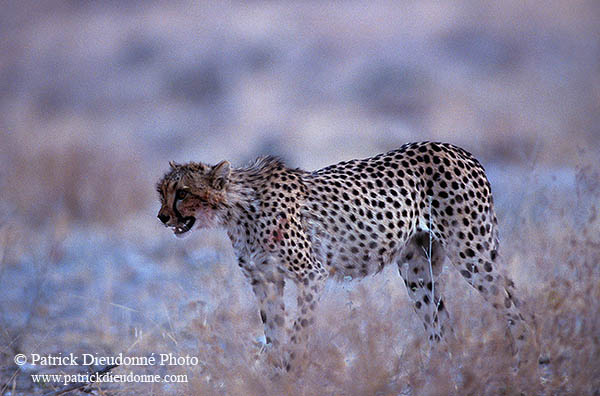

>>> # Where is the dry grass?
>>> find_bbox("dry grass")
[0,149,598,396]
[1,161,598,396]
[1,128,151,228]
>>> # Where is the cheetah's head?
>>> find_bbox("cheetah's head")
[156,160,231,237]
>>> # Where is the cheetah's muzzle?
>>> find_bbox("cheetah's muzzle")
[174,216,195,235]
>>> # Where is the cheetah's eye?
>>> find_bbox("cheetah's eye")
[175,189,188,200]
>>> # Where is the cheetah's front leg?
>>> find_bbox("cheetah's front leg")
[289,275,325,346]
[249,266,325,372]
[274,273,325,374]
[244,266,291,367]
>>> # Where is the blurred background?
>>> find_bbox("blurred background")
[0,1,598,395]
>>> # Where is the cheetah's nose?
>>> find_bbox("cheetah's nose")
[158,213,170,224]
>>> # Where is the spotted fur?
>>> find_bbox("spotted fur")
[156,142,530,371]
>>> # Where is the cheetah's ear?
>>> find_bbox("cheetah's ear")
[210,160,231,190]
[169,160,179,170]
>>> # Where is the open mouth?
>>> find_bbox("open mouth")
[173,216,196,235]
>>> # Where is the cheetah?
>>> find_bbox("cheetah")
[156,141,530,371]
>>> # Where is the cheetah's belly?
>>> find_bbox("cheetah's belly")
[305,217,405,280]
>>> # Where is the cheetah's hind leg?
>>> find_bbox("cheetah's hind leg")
[397,231,452,346]
[446,227,535,369]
